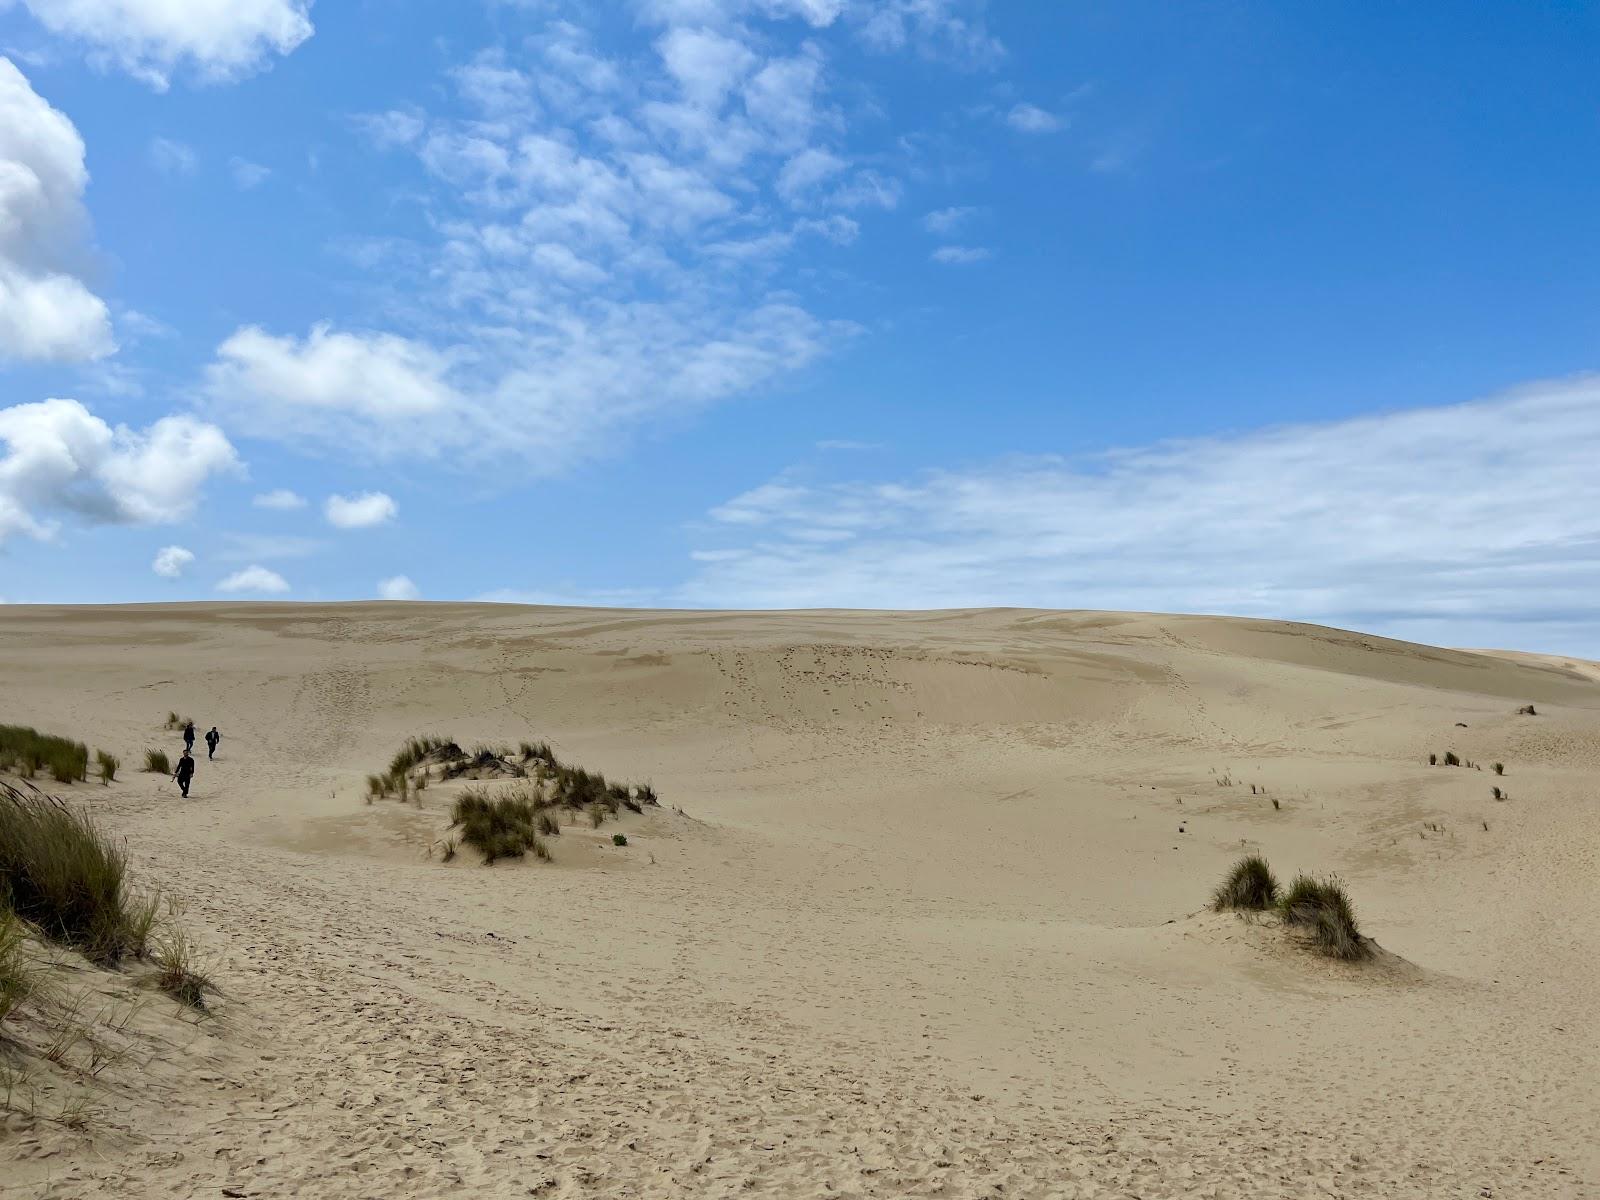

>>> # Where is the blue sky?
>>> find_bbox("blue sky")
[2,1,1598,652]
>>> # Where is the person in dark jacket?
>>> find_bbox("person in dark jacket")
[205,726,221,759]
[182,720,196,752]
[174,750,195,797]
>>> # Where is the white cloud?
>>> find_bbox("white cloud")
[13,0,313,89]
[217,564,289,594]
[681,375,1600,652]
[1006,102,1061,134]
[351,109,426,150]
[921,205,974,235]
[776,146,846,202]
[853,0,1003,66]
[930,244,989,264]
[205,324,460,453]
[658,26,757,108]
[378,574,420,601]
[252,488,306,510]
[217,532,324,562]
[0,58,114,364]
[235,7,993,469]
[229,157,270,189]
[0,397,239,543]
[325,491,397,529]
[151,544,194,578]
[148,136,197,174]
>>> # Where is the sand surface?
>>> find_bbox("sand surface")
[1,603,1597,1197]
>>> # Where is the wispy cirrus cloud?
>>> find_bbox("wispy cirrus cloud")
[682,376,1600,652]
[205,6,1005,471]
[930,244,989,264]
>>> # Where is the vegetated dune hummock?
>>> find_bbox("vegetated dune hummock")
[1,603,1596,1198]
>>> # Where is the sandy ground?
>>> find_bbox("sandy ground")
[1,603,1597,1198]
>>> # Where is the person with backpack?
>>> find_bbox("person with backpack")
[173,749,196,798]
[205,726,221,759]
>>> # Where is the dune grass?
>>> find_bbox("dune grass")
[1278,874,1369,961]
[1211,855,1279,911]
[0,782,134,965]
[0,908,37,1026]
[449,788,551,865]
[0,725,89,785]
[143,749,170,775]
[152,930,214,1010]
[95,751,118,784]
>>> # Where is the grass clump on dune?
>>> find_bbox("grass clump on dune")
[1278,874,1370,961]
[1211,855,1279,911]
[0,725,89,785]
[95,751,118,784]
[0,782,133,965]
[0,908,38,1026]
[152,930,214,1010]
[449,788,551,866]
[143,749,170,775]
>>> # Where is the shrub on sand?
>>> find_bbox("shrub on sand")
[1211,855,1279,911]
[1278,874,1369,961]
[1492,762,1504,776]
[537,812,560,837]
[144,750,170,775]
[96,751,118,784]
[1442,751,1461,767]
[612,833,628,847]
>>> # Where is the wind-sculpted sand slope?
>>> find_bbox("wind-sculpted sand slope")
[1,603,1596,1197]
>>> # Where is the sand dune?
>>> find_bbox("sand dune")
[1,603,1596,1197]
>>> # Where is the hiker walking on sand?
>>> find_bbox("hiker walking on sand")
[205,726,221,760]
[173,749,196,798]
[183,720,196,753]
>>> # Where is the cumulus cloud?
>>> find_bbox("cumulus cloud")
[205,324,459,453]
[151,544,194,578]
[930,244,989,264]
[0,397,238,543]
[682,376,1600,652]
[0,58,114,364]
[378,574,420,601]
[11,0,313,89]
[1006,102,1061,134]
[325,491,397,529]
[217,564,289,594]
[252,488,306,510]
